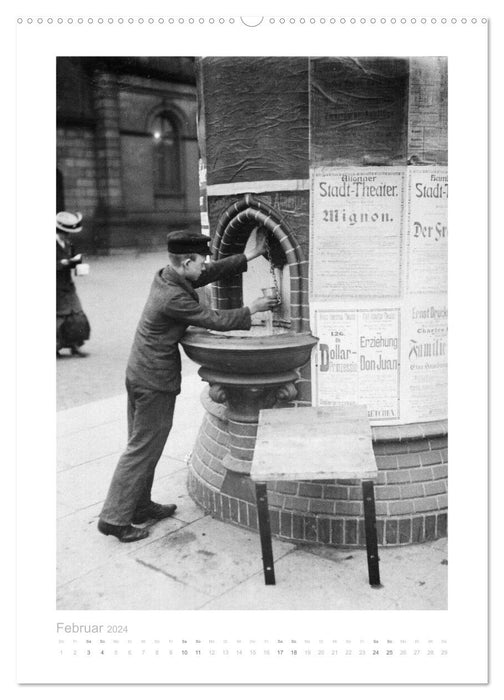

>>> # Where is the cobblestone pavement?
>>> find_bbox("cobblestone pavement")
[56,249,199,411]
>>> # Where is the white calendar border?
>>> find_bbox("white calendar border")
[8,0,494,688]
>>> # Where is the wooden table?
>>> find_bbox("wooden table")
[250,404,381,587]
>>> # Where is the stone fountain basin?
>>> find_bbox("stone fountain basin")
[181,327,318,376]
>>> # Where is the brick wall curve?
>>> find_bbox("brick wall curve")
[187,388,448,547]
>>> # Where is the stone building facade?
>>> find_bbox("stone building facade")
[56,58,200,251]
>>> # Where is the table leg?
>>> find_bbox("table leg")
[255,482,276,585]
[362,480,381,587]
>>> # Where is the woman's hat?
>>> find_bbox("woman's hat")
[56,211,83,234]
[167,230,211,256]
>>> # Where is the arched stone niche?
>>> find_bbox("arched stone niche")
[210,194,310,334]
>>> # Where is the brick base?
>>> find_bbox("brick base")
[187,389,448,547]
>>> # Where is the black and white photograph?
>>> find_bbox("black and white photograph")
[55,55,449,612]
[13,7,490,687]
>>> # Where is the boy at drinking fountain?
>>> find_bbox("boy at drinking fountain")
[98,230,278,542]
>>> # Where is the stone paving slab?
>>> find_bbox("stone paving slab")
[305,539,448,584]
[304,540,448,609]
[386,580,447,610]
[57,395,125,438]
[57,550,213,610]
[135,516,296,599]
[57,452,122,514]
[57,420,126,470]
[57,502,190,589]
[200,547,396,610]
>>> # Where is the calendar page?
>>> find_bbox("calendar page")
[11,0,492,690]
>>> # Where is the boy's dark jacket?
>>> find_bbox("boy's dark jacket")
[126,254,251,392]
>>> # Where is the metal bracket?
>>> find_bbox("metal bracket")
[362,479,381,587]
[255,482,276,585]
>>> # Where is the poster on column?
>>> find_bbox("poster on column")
[310,167,405,300]
[406,167,448,295]
[401,297,448,423]
[314,308,400,423]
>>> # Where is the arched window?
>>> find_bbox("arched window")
[151,112,181,195]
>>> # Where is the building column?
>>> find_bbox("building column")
[93,71,124,249]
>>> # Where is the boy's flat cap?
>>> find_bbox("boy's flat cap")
[167,231,211,256]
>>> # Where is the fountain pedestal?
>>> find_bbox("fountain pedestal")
[201,367,298,474]
[182,328,317,475]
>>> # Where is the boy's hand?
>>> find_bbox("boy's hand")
[246,230,268,261]
[249,296,280,314]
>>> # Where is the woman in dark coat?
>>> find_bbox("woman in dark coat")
[56,211,91,356]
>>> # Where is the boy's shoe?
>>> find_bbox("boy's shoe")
[132,502,177,524]
[97,519,150,542]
